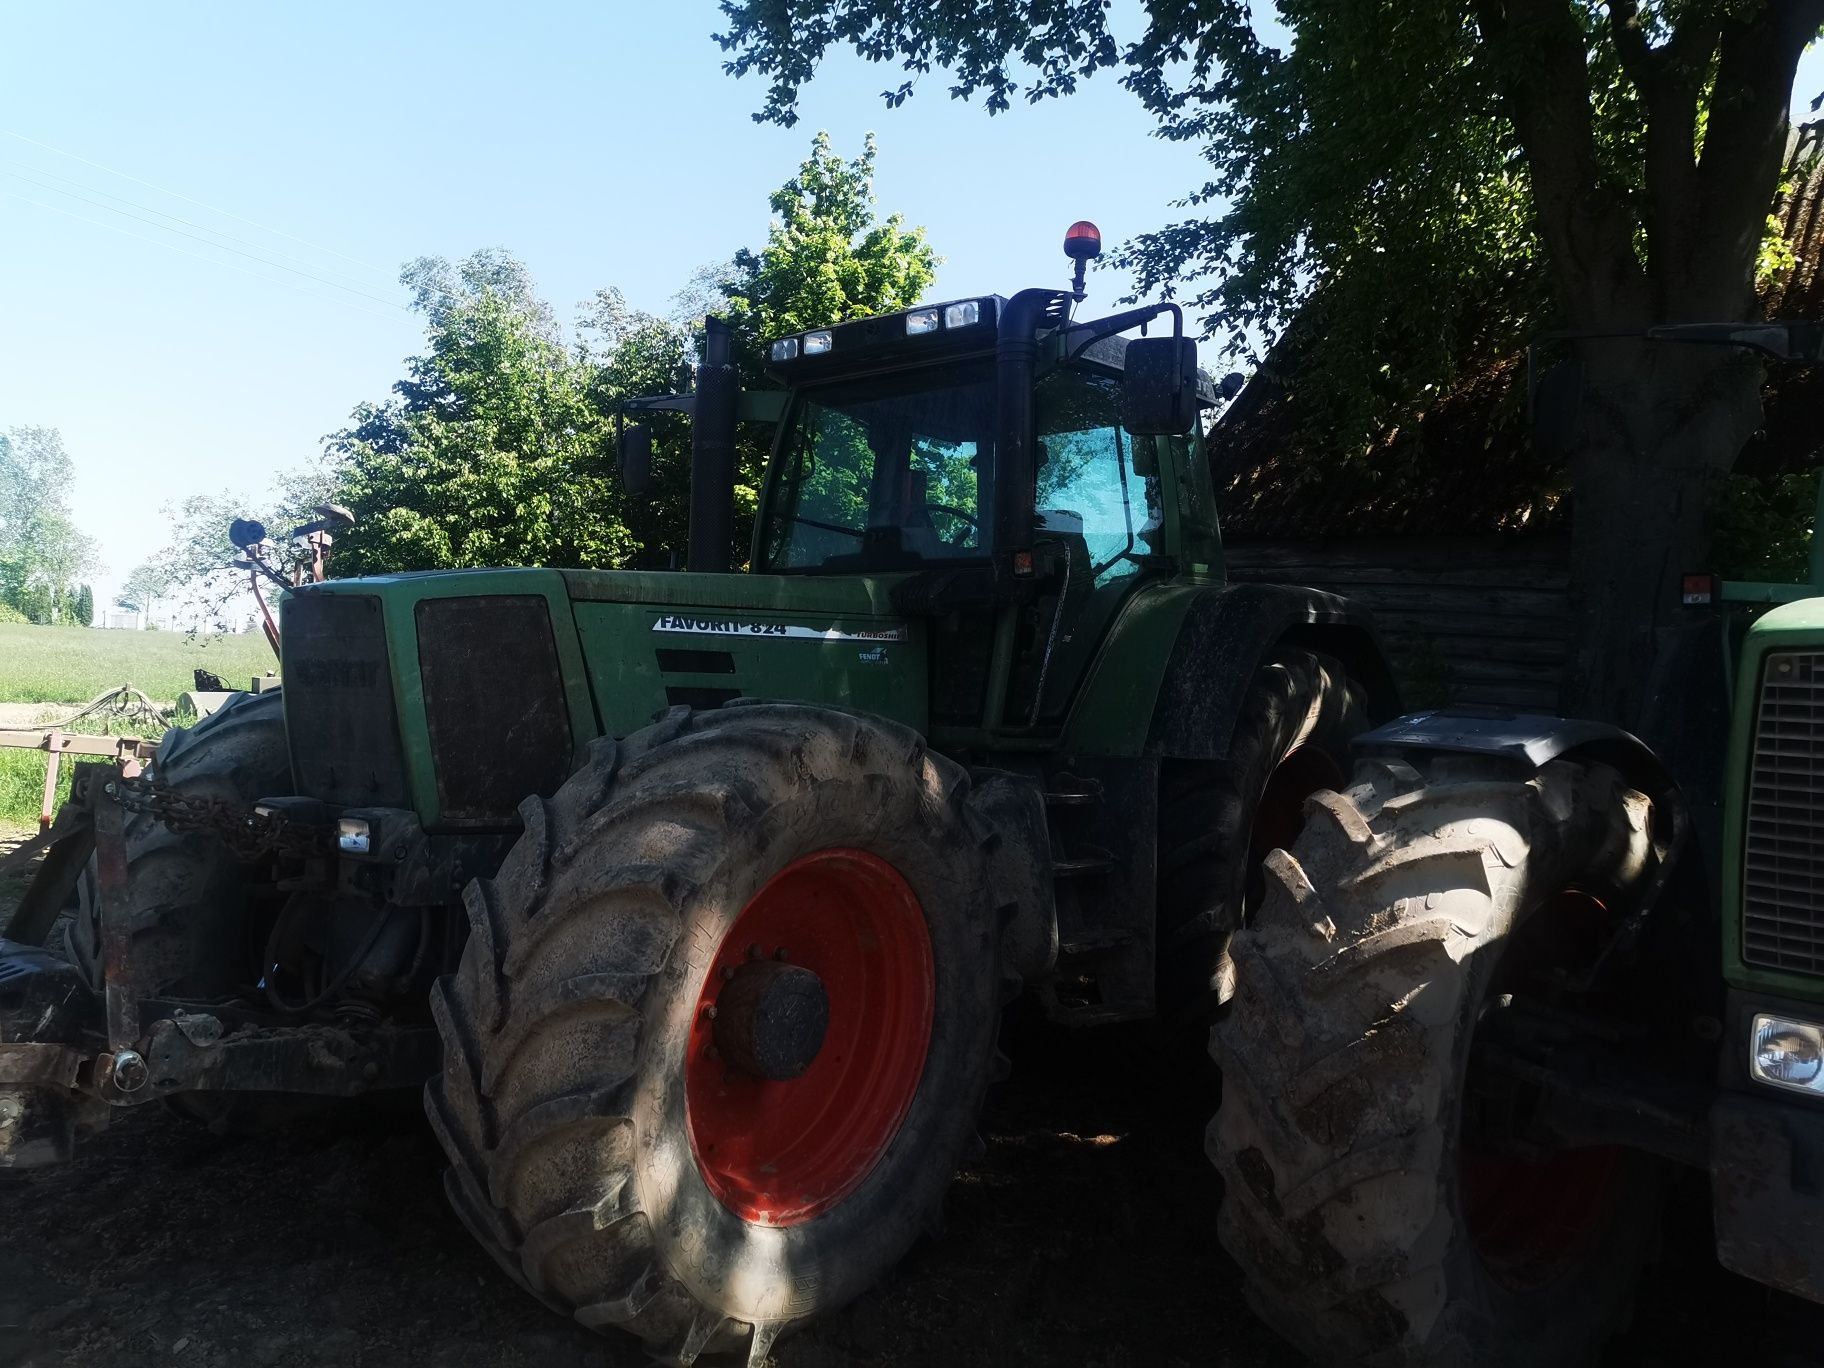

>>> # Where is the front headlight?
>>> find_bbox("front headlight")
[905,308,941,335]
[1750,1014,1824,1092]
[336,816,372,855]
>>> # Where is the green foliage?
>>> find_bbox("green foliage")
[0,600,26,625]
[577,287,696,565]
[322,135,936,574]
[717,132,940,551]
[74,584,92,627]
[327,257,635,577]
[1713,470,1820,583]
[0,426,99,620]
[715,1,1818,462]
[720,133,938,372]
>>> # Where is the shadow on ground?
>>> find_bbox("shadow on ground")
[1,996,1821,1367]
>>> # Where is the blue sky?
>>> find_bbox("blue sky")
[1,4,1820,612]
[0,1,1202,610]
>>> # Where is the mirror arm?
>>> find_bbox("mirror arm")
[1061,302,1184,363]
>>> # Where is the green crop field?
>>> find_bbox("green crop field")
[0,624,277,829]
[0,623,276,706]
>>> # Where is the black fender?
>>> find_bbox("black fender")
[1351,709,1683,813]
[1145,582,1402,760]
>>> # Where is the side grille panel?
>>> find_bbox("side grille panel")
[282,592,410,807]
[416,596,573,826]
[1744,650,1824,974]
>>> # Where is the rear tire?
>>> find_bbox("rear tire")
[1157,648,1369,1017]
[426,703,1007,1365]
[1211,754,1666,1367]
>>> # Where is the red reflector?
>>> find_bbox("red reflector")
[1012,550,1035,577]
[1681,573,1718,606]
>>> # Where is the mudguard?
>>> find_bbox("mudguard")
[1353,709,1681,807]
[1067,580,1399,761]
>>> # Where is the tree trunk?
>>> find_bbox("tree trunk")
[1560,339,1764,780]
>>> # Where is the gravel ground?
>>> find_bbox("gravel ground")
[3,831,1822,1368]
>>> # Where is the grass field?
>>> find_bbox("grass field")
[0,623,276,704]
[0,623,276,829]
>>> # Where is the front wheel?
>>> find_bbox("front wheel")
[1211,755,1668,1367]
[427,703,1006,1364]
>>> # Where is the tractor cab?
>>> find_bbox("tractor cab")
[617,225,1223,741]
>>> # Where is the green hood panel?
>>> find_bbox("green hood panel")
[563,572,926,738]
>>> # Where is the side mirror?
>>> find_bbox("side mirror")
[1123,336,1199,436]
[618,423,654,499]
[1530,360,1584,459]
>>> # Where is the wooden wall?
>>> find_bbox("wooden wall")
[1223,535,1572,712]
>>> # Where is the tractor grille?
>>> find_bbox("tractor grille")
[282,591,411,808]
[1743,650,1824,974]
[416,595,573,826]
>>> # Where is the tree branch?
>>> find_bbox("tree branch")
[1475,0,1645,323]
[1693,0,1824,314]
[1604,0,1717,301]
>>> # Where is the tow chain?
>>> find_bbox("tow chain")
[108,773,330,861]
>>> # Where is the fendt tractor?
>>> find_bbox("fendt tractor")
[1207,323,1824,1367]
[0,225,1403,1364]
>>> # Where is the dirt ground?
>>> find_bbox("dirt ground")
[3,831,1823,1368]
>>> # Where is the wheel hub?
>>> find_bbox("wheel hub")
[712,957,830,1080]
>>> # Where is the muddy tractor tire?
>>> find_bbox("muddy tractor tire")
[1212,755,1666,1367]
[1157,648,1369,1017]
[427,702,1007,1365]
[70,688,291,997]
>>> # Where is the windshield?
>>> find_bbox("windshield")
[761,361,1160,573]
[762,362,993,571]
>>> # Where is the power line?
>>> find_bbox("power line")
[0,127,396,280]
[1,156,394,292]
[1,168,411,312]
[0,189,406,322]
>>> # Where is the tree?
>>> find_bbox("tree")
[716,1,1824,740]
[0,426,100,617]
[75,583,93,627]
[715,132,940,547]
[326,251,635,576]
[118,563,170,615]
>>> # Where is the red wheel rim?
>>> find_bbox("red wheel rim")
[684,848,934,1226]
[1460,889,1623,1291]
[1460,1143,1622,1292]
[1249,745,1346,867]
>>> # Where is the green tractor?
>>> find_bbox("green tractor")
[1208,323,1824,1365]
[0,226,1401,1363]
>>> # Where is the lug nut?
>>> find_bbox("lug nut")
[704,1005,718,1020]
[110,1050,149,1093]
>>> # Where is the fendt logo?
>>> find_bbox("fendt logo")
[292,657,382,689]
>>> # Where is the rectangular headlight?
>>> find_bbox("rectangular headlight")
[1750,1013,1824,1093]
[801,330,833,356]
[943,300,981,329]
[336,817,371,855]
[905,308,941,335]
[769,337,799,362]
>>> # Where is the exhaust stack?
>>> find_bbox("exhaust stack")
[688,317,740,574]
